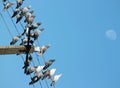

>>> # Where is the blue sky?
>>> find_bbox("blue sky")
[0,0,120,88]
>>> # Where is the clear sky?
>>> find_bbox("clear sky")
[0,0,120,88]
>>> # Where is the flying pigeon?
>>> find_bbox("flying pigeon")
[29,73,43,85]
[11,8,20,18]
[2,2,15,11]
[43,59,55,70]
[50,74,62,86]
[42,68,56,80]
[16,0,24,8]
[30,28,44,40]
[10,35,21,45]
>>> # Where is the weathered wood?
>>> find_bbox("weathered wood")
[0,45,34,55]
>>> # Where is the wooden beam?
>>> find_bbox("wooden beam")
[0,45,34,55]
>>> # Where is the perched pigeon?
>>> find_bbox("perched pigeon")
[2,2,15,11]
[16,0,24,8]
[29,22,42,30]
[35,65,44,73]
[10,35,21,45]
[20,37,34,45]
[21,26,29,36]
[22,55,32,69]
[30,28,44,40]
[26,15,35,25]
[23,55,32,73]
[20,5,31,15]
[50,74,62,86]
[34,45,50,56]
[42,68,56,80]
[43,59,55,70]
[11,8,20,18]
[25,66,36,75]
[24,10,34,22]
[29,73,43,85]
[16,13,23,23]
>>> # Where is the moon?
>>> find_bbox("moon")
[105,29,117,40]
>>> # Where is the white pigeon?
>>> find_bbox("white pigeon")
[42,68,56,80]
[50,74,62,86]
[35,65,44,73]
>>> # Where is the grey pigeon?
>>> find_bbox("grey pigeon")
[26,15,35,25]
[11,8,20,18]
[20,5,31,15]
[10,35,21,45]
[20,37,28,45]
[16,13,23,23]
[29,22,42,30]
[2,2,15,11]
[25,66,37,75]
[16,0,24,8]
[30,28,44,40]
[29,73,43,85]
[43,59,55,70]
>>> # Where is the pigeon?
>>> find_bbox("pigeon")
[21,27,29,36]
[10,35,21,45]
[22,55,32,69]
[42,68,56,80]
[20,37,28,45]
[29,22,42,30]
[20,5,31,15]
[2,2,15,11]
[35,65,44,73]
[30,28,44,40]
[29,73,43,85]
[43,59,55,70]
[16,13,23,23]
[26,15,35,25]
[50,74,62,86]
[23,55,32,73]
[11,8,20,18]
[16,0,24,8]
[24,10,34,22]
[25,66,36,75]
